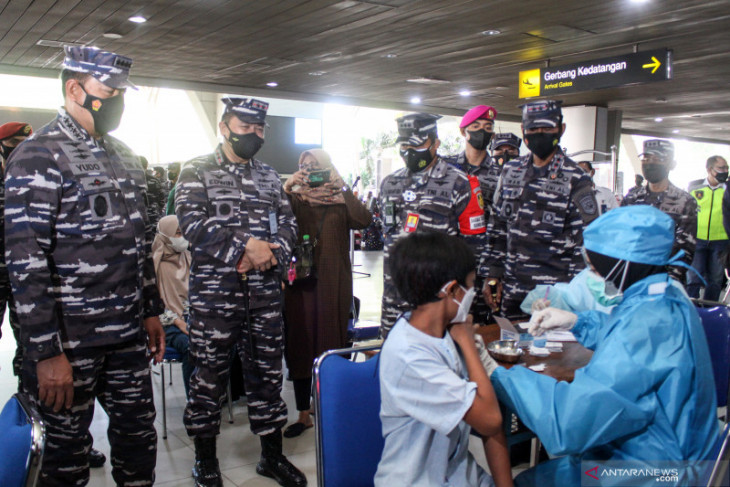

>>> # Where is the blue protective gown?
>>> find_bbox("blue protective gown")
[492,273,718,486]
[520,269,613,315]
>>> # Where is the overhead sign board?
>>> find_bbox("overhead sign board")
[518,48,672,98]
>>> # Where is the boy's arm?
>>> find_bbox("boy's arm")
[484,433,513,487]
[450,320,502,437]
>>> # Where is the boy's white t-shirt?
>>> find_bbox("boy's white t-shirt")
[374,314,494,487]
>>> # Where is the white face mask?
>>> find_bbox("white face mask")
[441,282,476,323]
[169,236,189,253]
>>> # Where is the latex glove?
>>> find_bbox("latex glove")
[531,297,551,313]
[528,307,578,336]
[474,334,499,377]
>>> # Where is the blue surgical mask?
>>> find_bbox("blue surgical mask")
[586,270,623,307]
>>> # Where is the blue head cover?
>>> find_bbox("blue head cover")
[583,205,675,265]
[521,100,563,130]
[490,132,522,151]
[62,46,136,90]
[641,139,674,161]
[395,113,441,146]
[222,97,269,125]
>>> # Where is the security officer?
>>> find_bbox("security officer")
[378,113,473,336]
[4,46,164,486]
[621,139,697,283]
[444,106,501,324]
[687,155,728,299]
[139,155,166,227]
[483,100,599,319]
[176,97,305,487]
[490,132,522,168]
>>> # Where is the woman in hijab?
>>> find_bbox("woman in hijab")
[281,149,372,437]
[152,215,193,397]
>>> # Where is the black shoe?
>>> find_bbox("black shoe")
[192,436,222,487]
[88,448,106,468]
[257,431,307,486]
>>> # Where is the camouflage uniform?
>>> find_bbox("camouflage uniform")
[176,144,297,438]
[482,148,599,318]
[444,151,499,323]
[378,157,471,335]
[0,164,21,374]
[144,171,166,227]
[5,108,162,486]
[621,182,697,282]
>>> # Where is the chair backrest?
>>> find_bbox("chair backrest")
[695,305,730,407]
[705,423,730,487]
[0,393,45,487]
[313,345,384,487]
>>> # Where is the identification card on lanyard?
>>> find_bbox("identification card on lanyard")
[404,212,419,233]
[269,211,278,235]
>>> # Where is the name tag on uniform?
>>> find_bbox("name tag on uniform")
[404,212,419,233]
[469,214,485,231]
[269,211,278,234]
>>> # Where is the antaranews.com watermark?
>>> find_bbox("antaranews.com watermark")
[580,460,727,486]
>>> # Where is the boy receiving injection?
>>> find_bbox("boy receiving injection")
[375,232,512,487]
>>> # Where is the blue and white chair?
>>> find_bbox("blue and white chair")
[0,393,45,487]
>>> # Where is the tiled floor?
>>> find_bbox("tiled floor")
[0,250,506,486]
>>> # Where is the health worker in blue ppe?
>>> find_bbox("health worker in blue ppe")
[483,205,718,487]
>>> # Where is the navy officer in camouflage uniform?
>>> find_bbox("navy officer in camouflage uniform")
[482,100,599,319]
[176,97,306,487]
[4,46,164,487]
[378,113,474,336]
[621,139,697,283]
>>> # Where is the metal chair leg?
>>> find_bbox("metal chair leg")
[227,380,234,424]
[161,364,168,440]
[168,362,173,385]
[530,437,541,467]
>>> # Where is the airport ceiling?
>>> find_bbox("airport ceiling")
[1,0,729,143]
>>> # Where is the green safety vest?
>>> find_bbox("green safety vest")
[690,183,727,241]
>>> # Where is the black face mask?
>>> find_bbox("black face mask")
[79,85,125,135]
[525,132,560,160]
[494,151,517,166]
[466,129,493,151]
[400,145,434,173]
[226,125,264,160]
[0,143,13,160]
[715,171,728,184]
[642,163,669,184]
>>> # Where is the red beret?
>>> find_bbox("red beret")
[459,105,498,128]
[0,122,32,141]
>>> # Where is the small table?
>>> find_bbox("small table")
[476,324,593,382]
[476,324,594,466]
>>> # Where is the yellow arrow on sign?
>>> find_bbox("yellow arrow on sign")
[642,56,661,74]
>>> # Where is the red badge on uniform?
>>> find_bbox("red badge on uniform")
[404,212,419,233]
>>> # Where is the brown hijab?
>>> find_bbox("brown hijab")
[290,149,346,205]
[152,215,191,319]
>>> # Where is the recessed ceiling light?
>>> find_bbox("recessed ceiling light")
[672,129,680,134]
[459,90,471,97]
[266,82,278,87]
[654,117,663,122]
[308,71,326,76]
[382,53,398,59]
[410,96,421,104]
[102,32,123,39]
[481,29,501,36]
[631,0,649,3]
[128,15,147,23]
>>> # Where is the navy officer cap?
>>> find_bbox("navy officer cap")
[491,132,522,151]
[222,97,269,126]
[641,139,674,161]
[521,100,563,130]
[62,46,136,90]
[395,113,441,146]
